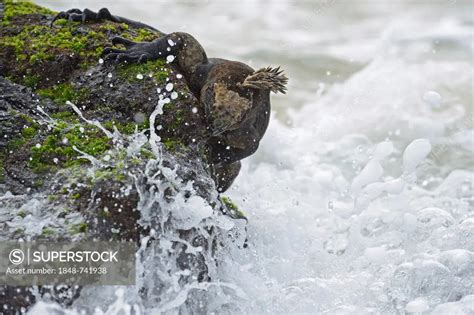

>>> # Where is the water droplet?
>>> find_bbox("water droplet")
[423,90,442,109]
[98,58,104,64]
[176,74,183,79]
[107,73,113,78]
[192,107,198,114]
[327,201,334,211]
[166,83,174,91]
[136,73,144,80]
[166,55,175,63]
[35,143,41,148]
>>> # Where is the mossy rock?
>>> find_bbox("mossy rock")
[0,0,214,244]
[0,0,209,186]
[0,0,161,89]
[0,2,245,313]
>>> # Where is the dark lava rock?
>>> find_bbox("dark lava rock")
[0,1,245,313]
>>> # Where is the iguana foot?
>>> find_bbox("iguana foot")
[51,8,112,26]
[102,36,158,63]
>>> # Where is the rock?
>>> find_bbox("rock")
[0,1,246,313]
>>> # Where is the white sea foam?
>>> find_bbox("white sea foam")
[222,52,473,315]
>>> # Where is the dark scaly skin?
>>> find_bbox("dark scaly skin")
[51,8,159,31]
[52,8,274,192]
[213,161,242,193]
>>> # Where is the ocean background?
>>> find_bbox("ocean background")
[31,0,474,313]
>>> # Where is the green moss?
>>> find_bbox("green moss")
[8,121,40,159]
[18,113,36,124]
[162,138,185,152]
[2,0,55,23]
[122,27,157,42]
[28,122,110,173]
[98,22,118,33]
[139,148,155,159]
[37,83,89,106]
[0,12,109,85]
[1,0,166,93]
[1,0,168,97]
[221,196,238,211]
[33,178,44,188]
[0,23,106,66]
[9,111,151,175]
[71,193,81,200]
[17,210,27,218]
[53,18,68,26]
[21,126,36,139]
[98,22,129,33]
[7,137,27,151]
[221,196,246,219]
[134,28,157,42]
[103,120,149,135]
[23,74,40,88]
[117,59,168,82]
[93,168,127,182]
[69,222,88,234]
[4,113,38,154]
[41,227,55,236]
[51,111,78,121]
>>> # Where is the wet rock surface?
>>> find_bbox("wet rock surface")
[0,1,245,313]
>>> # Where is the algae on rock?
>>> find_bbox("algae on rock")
[0,1,246,313]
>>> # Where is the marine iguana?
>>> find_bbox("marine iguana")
[52,8,288,192]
